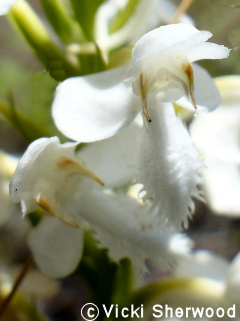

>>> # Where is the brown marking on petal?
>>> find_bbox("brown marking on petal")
[36,197,53,214]
[183,63,197,109]
[140,73,152,122]
[35,196,78,228]
[57,157,104,185]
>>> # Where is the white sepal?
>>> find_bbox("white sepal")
[131,24,230,65]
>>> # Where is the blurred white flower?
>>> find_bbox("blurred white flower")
[52,23,229,143]
[0,150,18,225]
[0,0,18,15]
[94,0,194,56]
[175,250,240,317]
[10,137,190,278]
[145,250,240,320]
[190,76,240,216]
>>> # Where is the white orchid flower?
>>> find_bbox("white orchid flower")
[10,136,190,278]
[190,76,240,216]
[0,0,18,15]
[52,23,229,143]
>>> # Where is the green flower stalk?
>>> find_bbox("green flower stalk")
[8,0,81,80]
[40,0,85,44]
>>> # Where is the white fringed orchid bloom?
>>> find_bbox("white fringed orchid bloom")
[0,0,18,15]
[78,103,202,231]
[190,76,240,216]
[10,137,190,278]
[52,23,229,143]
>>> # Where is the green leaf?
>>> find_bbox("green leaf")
[109,0,141,34]
[70,0,105,41]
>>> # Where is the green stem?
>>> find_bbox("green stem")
[0,98,50,143]
[8,0,81,80]
[40,0,85,44]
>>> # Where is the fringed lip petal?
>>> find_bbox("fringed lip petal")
[137,103,202,231]
[52,65,139,143]
[78,185,191,273]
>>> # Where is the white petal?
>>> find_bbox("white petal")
[28,216,83,278]
[138,103,202,231]
[0,0,18,15]
[52,65,139,142]
[78,119,141,187]
[176,64,221,111]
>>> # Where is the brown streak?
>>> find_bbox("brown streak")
[170,0,194,24]
[140,73,152,122]
[0,256,34,318]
